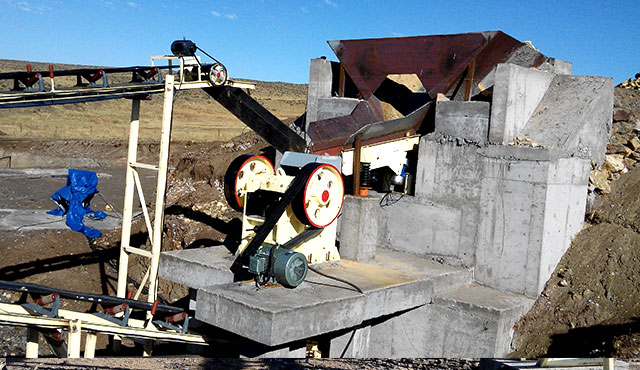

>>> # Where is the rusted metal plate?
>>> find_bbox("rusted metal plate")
[310,102,430,155]
[308,100,379,154]
[328,31,545,101]
[329,32,492,99]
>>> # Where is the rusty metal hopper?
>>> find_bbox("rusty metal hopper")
[310,31,550,154]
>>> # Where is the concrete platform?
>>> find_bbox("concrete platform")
[162,247,471,347]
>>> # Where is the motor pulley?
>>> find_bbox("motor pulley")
[170,39,228,86]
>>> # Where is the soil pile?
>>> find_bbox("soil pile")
[513,86,640,357]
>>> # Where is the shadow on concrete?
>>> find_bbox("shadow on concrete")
[546,318,640,357]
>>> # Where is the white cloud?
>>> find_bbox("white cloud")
[324,0,337,7]
[300,7,309,13]
[211,10,220,17]
[5,0,50,14]
[127,2,138,8]
[392,32,405,37]
[225,13,237,20]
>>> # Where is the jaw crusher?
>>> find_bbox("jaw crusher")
[223,153,344,288]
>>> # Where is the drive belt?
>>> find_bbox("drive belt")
[239,162,323,261]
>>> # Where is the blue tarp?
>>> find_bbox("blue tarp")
[47,169,106,239]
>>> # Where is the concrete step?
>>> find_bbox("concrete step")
[191,248,472,347]
[368,283,535,357]
[159,246,238,289]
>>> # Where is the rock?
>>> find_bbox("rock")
[603,154,626,172]
[613,108,632,122]
[559,279,569,287]
[608,171,621,181]
[627,136,640,151]
[589,169,611,194]
[607,143,629,154]
[436,93,449,101]
[624,157,636,167]
[624,147,634,156]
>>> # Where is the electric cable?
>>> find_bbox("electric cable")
[307,265,364,294]
[379,191,404,208]
[96,193,121,219]
[14,219,65,231]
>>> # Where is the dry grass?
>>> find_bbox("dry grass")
[0,59,307,142]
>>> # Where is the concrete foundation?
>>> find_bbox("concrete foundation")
[328,326,371,358]
[369,284,534,357]
[193,249,471,346]
[338,195,378,262]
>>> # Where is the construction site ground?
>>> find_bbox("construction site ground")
[0,58,639,364]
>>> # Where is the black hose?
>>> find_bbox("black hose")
[307,266,364,294]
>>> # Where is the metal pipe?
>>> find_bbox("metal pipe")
[352,133,362,196]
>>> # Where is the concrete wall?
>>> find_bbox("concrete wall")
[489,64,554,144]
[434,101,490,144]
[376,197,464,265]
[475,149,589,297]
[306,58,333,128]
[413,139,485,266]
[521,74,614,164]
[404,138,590,297]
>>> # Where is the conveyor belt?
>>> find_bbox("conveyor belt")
[0,83,165,108]
[0,280,183,314]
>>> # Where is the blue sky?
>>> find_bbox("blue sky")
[1,0,638,84]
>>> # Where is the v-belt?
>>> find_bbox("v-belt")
[239,162,324,261]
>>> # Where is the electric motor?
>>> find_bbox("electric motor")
[171,40,197,57]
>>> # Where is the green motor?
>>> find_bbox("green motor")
[249,246,308,288]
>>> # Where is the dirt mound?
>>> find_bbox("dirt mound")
[513,87,640,357]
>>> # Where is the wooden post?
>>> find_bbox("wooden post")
[352,133,362,196]
[25,328,39,359]
[463,58,476,101]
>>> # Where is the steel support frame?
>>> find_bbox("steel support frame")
[117,75,175,310]
[0,303,205,359]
